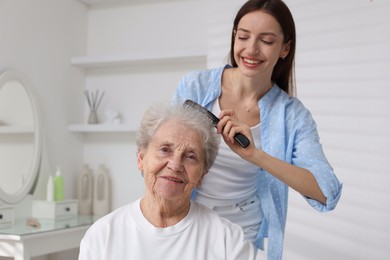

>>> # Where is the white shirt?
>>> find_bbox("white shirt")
[197,100,262,203]
[78,199,256,260]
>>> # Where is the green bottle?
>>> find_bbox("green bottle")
[54,166,64,201]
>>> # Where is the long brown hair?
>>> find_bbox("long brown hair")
[229,0,296,96]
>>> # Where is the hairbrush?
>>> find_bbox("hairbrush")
[184,99,250,148]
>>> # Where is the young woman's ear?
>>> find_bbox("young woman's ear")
[280,40,291,59]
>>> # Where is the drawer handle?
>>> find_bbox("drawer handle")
[65,207,70,212]
[0,214,2,219]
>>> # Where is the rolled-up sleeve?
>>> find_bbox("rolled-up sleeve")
[290,101,343,212]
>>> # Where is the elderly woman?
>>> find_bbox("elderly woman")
[78,103,257,260]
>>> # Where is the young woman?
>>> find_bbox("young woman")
[173,0,342,259]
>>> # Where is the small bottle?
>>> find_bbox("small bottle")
[46,175,54,202]
[54,166,64,201]
[93,164,111,217]
[78,164,93,215]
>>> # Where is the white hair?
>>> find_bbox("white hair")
[136,103,219,172]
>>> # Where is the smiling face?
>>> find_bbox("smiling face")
[233,10,290,79]
[137,119,206,203]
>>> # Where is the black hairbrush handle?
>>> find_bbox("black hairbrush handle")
[184,99,250,148]
[233,133,250,148]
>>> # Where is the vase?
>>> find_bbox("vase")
[88,109,99,124]
[93,164,111,217]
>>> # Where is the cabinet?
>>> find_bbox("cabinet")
[68,50,207,133]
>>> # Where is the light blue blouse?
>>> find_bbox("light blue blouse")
[173,65,342,260]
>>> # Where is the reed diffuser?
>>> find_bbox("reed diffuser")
[84,89,105,124]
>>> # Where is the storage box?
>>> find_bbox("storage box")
[32,200,78,219]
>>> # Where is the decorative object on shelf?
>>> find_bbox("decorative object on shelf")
[93,164,111,217]
[103,108,122,125]
[26,217,41,228]
[78,164,93,215]
[84,89,105,124]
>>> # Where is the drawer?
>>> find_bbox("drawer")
[32,200,78,219]
[0,206,15,226]
[55,201,78,217]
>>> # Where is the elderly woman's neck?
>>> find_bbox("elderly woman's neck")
[140,197,191,228]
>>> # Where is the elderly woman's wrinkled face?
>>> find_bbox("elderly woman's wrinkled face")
[137,119,206,202]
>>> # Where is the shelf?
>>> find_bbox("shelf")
[0,126,34,134]
[68,124,137,133]
[70,50,207,68]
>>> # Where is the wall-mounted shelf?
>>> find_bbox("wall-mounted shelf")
[0,126,34,134]
[70,50,207,68]
[68,124,136,133]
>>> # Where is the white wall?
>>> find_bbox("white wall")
[284,1,390,259]
[83,0,207,209]
[0,0,87,199]
[0,0,87,259]
[208,0,390,259]
[86,0,207,56]
[207,0,244,68]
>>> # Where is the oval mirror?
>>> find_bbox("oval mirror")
[0,70,42,204]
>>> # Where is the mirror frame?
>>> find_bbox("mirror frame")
[0,70,42,204]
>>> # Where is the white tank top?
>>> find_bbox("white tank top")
[196,100,262,204]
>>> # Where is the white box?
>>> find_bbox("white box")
[32,200,78,219]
